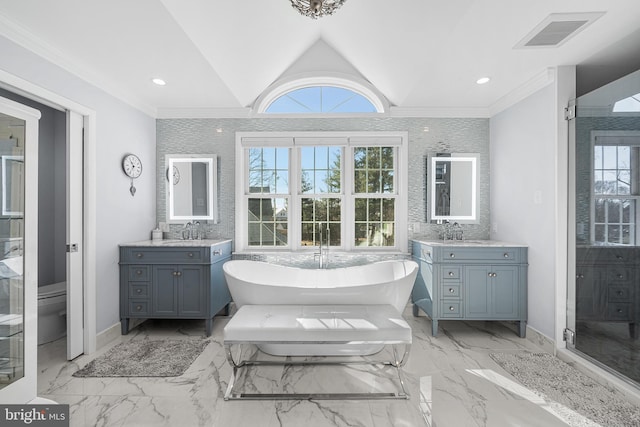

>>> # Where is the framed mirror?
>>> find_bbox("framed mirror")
[165,154,217,223]
[428,154,479,222]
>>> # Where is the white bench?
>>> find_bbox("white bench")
[223,304,412,400]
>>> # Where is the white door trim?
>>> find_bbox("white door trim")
[0,69,97,355]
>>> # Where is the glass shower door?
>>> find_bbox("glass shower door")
[570,69,640,385]
[0,96,39,403]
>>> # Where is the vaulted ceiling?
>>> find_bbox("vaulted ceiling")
[0,0,639,117]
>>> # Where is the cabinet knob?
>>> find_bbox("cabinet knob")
[136,289,142,294]
[448,271,454,277]
[616,255,624,260]
[449,288,455,294]
[449,253,455,258]
[176,271,182,277]
[617,291,624,296]
[488,272,497,277]
[617,274,624,279]
[503,253,509,258]
[136,270,142,275]
[136,253,143,258]
[449,306,455,311]
[136,305,142,311]
[617,309,623,313]
[576,273,584,279]
[188,252,194,258]
[173,271,177,276]
[213,250,222,256]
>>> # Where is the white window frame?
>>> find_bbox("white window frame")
[235,131,408,252]
[590,131,640,245]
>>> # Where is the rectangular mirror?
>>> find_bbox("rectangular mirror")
[1,155,24,216]
[166,154,217,223]
[429,154,478,222]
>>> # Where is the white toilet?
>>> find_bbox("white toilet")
[37,282,66,345]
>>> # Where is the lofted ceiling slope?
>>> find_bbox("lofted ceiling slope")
[0,0,639,117]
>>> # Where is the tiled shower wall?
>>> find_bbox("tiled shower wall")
[156,117,490,250]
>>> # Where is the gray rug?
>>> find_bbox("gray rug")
[73,339,209,377]
[490,352,640,427]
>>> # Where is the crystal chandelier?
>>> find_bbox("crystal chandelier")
[290,0,347,19]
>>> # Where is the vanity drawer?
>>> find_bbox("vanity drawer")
[441,301,462,317]
[441,284,460,298]
[128,266,150,281]
[123,248,206,264]
[129,300,149,316]
[442,267,461,280]
[129,283,149,298]
[439,248,521,263]
[608,286,632,302]
[607,268,634,283]
[576,247,637,265]
[606,303,632,321]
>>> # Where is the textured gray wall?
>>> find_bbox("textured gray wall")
[156,117,490,248]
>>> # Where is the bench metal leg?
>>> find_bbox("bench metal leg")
[224,344,411,401]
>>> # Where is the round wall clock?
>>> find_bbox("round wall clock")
[122,153,142,196]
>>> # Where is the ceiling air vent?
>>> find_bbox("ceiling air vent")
[515,12,605,49]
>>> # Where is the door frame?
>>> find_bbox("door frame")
[0,69,97,357]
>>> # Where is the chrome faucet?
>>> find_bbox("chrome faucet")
[182,222,193,240]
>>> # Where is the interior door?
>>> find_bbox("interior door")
[66,110,83,360]
[0,95,40,403]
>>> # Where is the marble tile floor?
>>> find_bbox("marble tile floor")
[37,309,632,427]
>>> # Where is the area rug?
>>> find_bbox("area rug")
[73,339,209,377]
[490,352,640,427]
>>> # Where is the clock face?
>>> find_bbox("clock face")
[172,165,180,185]
[122,154,142,179]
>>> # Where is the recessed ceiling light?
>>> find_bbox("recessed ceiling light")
[476,77,491,85]
[152,78,166,86]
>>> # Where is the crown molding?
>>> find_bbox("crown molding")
[0,12,157,117]
[390,106,490,118]
[489,68,556,117]
[156,107,252,119]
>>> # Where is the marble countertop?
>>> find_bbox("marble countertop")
[411,238,527,247]
[120,238,232,247]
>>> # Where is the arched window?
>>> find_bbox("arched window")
[255,75,387,114]
[266,86,378,113]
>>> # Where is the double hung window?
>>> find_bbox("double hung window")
[592,137,640,245]
[236,132,407,252]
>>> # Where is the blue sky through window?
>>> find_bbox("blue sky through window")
[266,86,377,113]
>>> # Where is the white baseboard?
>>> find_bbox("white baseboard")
[524,324,555,354]
[96,323,121,350]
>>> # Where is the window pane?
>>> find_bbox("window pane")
[328,198,341,221]
[603,146,617,169]
[608,225,620,243]
[622,200,633,223]
[622,225,631,244]
[354,171,366,193]
[593,171,604,194]
[355,198,366,221]
[367,147,381,169]
[301,222,314,246]
[354,147,366,168]
[381,147,394,169]
[594,224,605,242]
[248,197,288,247]
[368,170,380,193]
[594,145,602,169]
[381,170,394,193]
[328,223,341,246]
[618,170,630,195]
[368,199,381,220]
[382,199,395,221]
[299,197,340,247]
[608,200,620,223]
[603,171,617,194]
[265,86,378,114]
[618,146,630,168]
[316,170,328,193]
[594,199,605,223]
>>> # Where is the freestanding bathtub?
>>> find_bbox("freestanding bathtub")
[223,259,419,356]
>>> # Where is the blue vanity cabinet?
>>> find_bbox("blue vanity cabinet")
[411,240,528,337]
[119,240,232,336]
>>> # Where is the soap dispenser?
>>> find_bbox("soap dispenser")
[151,227,163,241]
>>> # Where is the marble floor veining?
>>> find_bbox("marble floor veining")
[36,309,633,427]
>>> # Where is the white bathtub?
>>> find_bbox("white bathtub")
[223,259,419,356]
